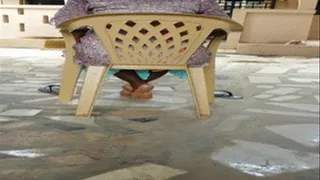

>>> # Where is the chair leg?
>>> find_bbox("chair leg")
[76,66,110,118]
[204,60,216,104]
[187,67,211,118]
[58,56,81,103]
[206,36,224,103]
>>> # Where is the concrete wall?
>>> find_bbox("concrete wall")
[275,0,299,9]
[308,15,320,40]
[274,0,317,10]
[222,8,319,57]
[224,9,315,49]
[240,10,314,43]
[1,0,24,5]
[298,0,318,10]
[0,5,62,38]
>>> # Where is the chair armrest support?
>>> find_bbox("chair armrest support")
[207,35,225,55]
[60,29,77,59]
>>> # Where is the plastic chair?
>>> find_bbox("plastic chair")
[57,13,242,119]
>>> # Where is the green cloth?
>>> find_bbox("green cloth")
[80,66,187,79]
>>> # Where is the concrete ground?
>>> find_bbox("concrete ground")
[0,48,319,180]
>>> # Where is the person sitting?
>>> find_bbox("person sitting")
[39,0,229,99]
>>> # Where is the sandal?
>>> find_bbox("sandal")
[214,90,243,100]
[38,85,60,95]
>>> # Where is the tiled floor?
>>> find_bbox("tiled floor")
[0,48,319,180]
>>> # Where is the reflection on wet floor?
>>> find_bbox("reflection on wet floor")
[0,148,63,158]
[212,140,319,177]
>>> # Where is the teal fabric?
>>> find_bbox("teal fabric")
[135,70,150,80]
[108,69,120,76]
[80,65,187,79]
[169,70,187,79]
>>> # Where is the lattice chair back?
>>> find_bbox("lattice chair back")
[59,13,242,67]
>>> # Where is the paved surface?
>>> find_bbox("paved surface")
[0,48,319,180]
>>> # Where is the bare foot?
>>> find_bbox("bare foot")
[131,84,154,100]
[120,90,131,97]
[119,84,132,98]
[123,83,133,92]
[120,83,154,99]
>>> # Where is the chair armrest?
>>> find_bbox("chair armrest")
[60,29,76,44]
[57,12,243,32]
[60,29,77,59]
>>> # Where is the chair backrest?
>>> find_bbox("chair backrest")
[59,13,242,66]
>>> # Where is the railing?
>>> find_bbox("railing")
[217,0,276,16]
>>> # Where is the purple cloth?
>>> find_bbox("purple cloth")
[52,0,229,67]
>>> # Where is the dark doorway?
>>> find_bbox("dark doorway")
[316,0,320,15]
[26,0,64,5]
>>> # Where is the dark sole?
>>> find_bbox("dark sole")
[38,85,60,95]
[214,90,243,100]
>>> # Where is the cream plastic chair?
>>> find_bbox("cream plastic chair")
[57,13,242,119]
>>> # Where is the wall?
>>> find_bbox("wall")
[308,15,320,40]
[274,0,318,10]
[273,0,319,40]
[240,10,315,43]
[0,5,62,38]
[298,0,318,10]
[274,0,299,9]
[1,0,25,5]
[224,9,315,49]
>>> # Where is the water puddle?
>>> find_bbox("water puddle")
[211,140,319,177]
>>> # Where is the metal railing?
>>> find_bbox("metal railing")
[217,0,276,16]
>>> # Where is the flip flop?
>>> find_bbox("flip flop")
[38,85,60,95]
[214,90,243,100]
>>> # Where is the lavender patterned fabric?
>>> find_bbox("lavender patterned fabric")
[52,0,229,67]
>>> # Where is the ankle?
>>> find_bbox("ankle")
[130,81,144,91]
